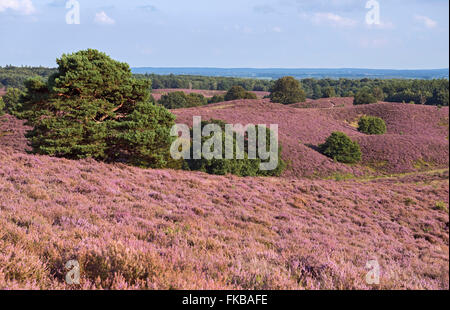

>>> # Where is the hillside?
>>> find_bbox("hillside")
[0,97,448,290]
[0,146,448,289]
[174,100,449,177]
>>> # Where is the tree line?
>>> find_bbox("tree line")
[1,66,448,106]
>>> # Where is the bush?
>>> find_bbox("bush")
[208,94,225,104]
[270,76,306,104]
[319,132,362,164]
[158,91,188,109]
[322,86,336,98]
[224,86,257,101]
[1,88,24,116]
[186,93,207,107]
[185,120,286,177]
[20,49,175,168]
[358,116,387,135]
[159,92,207,109]
[0,97,4,116]
[354,89,377,105]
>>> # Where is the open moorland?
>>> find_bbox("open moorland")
[0,94,448,289]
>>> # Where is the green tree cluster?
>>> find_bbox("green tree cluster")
[19,49,175,168]
[270,76,306,104]
[358,116,387,135]
[224,86,257,101]
[319,132,362,164]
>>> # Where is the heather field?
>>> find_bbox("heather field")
[174,99,449,178]
[0,146,448,289]
[0,98,449,290]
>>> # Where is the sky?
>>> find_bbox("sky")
[0,0,449,69]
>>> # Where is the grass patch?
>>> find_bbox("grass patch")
[434,201,448,213]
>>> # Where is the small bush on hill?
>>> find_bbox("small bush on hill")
[224,86,257,101]
[358,116,387,135]
[0,98,4,116]
[270,76,306,104]
[208,94,225,104]
[159,92,207,109]
[19,49,176,168]
[185,120,286,177]
[2,88,24,116]
[322,86,336,98]
[354,89,377,105]
[186,93,208,107]
[319,132,362,164]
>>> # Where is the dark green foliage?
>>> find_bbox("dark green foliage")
[208,94,225,104]
[159,91,188,109]
[0,66,56,89]
[185,120,286,177]
[270,76,306,104]
[358,116,387,135]
[354,89,377,105]
[322,86,336,98]
[1,88,25,116]
[224,86,257,101]
[319,132,362,164]
[186,93,207,107]
[158,91,207,109]
[0,98,4,116]
[20,49,175,168]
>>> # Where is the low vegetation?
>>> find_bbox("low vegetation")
[270,76,306,104]
[224,86,257,101]
[358,116,387,135]
[319,132,362,164]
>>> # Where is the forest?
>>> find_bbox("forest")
[1,66,448,106]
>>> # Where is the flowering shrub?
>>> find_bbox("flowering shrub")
[358,116,387,135]
[319,132,362,164]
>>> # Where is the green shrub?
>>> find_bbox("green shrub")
[358,116,387,135]
[322,86,336,98]
[0,97,4,116]
[319,132,362,164]
[20,49,175,168]
[224,86,257,101]
[354,89,377,105]
[270,76,306,104]
[208,94,225,104]
[2,87,24,116]
[185,120,286,177]
[159,92,207,109]
[158,91,188,109]
[186,93,207,107]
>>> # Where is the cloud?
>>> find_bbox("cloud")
[359,38,389,49]
[94,11,115,25]
[0,0,35,15]
[414,15,437,29]
[308,12,357,27]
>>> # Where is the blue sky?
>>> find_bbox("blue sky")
[0,0,448,69]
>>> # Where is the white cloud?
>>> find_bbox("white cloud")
[0,0,35,15]
[414,15,437,29]
[309,12,357,27]
[94,11,115,25]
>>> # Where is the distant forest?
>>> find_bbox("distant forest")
[1,66,448,106]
